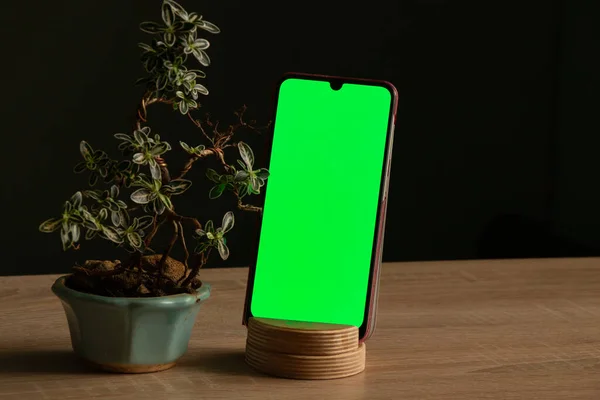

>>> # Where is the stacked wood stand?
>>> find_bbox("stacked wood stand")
[245,317,365,379]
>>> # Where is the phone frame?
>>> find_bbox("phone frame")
[242,72,398,342]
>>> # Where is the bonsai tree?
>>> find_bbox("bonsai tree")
[39,0,270,297]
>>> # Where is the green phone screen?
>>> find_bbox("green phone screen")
[250,77,392,327]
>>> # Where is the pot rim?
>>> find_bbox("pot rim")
[52,275,211,308]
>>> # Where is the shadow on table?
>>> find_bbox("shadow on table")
[0,348,264,377]
[180,349,263,377]
[0,349,95,375]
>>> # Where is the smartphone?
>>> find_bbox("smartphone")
[243,73,397,341]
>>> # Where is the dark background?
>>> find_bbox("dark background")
[2,0,600,275]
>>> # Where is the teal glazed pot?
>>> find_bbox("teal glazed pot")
[52,275,211,373]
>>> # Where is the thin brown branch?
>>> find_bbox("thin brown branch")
[155,156,171,184]
[179,215,202,230]
[235,105,273,134]
[136,96,174,128]
[165,209,202,231]
[233,188,263,213]
[144,214,166,247]
[172,148,216,181]
[177,220,190,274]
[237,198,263,213]
[181,248,211,288]
[186,112,214,144]
[215,148,233,173]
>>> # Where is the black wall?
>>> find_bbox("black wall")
[3,0,599,275]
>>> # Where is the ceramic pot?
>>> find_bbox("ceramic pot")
[52,275,210,373]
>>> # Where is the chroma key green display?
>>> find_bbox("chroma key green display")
[250,76,393,328]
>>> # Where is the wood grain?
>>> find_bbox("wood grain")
[1,258,600,399]
[246,341,366,380]
[245,317,364,379]
[247,317,359,355]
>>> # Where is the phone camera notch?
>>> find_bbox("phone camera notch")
[329,81,343,91]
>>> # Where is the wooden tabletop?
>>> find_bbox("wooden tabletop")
[1,258,599,399]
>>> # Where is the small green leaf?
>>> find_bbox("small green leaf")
[163,31,176,46]
[217,239,229,260]
[73,162,87,174]
[164,0,187,17]
[209,184,226,199]
[111,210,121,227]
[183,72,197,81]
[197,20,221,34]
[166,179,192,195]
[222,211,234,233]
[150,142,170,156]
[133,153,146,164]
[206,168,220,182]
[114,133,132,142]
[93,150,108,160]
[127,232,143,249]
[161,1,174,26]
[118,160,132,172]
[205,220,214,233]
[165,0,187,17]
[110,185,119,199]
[194,228,206,238]
[83,218,99,231]
[155,199,166,215]
[137,215,154,230]
[131,188,156,204]
[138,43,154,53]
[180,141,193,153]
[256,168,270,180]
[140,21,162,34]
[149,159,162,181]
[102,226,123,244]
[85,229,97,241]
[187,99,198,109]
[80,141,93,160]
[249,176,261,192]
[118,142,131,152]
[158,193,173,210]
[84,190,102,201]
[234,170,249,182]
[179,100,190,114]
[133,129,147,146]
[60,227,71,251]
[119,209,130,227]
[88,173,98,187]
[194,83,209,95]
[194,242,209,254]
[192,48,210,66]
[69,213,84,224]
[98,208,109,221]
[70,224,81,243]
[180,21,196,31]
[70,192,83,209]
[186,12,200,23]
[238,141,254,170]
[39,218,62,233]
[156,74,169,91]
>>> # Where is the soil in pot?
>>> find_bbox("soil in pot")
[67,255,202,297]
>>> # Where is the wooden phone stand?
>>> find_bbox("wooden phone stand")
[245,317,365,379]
